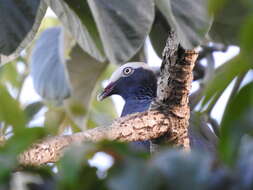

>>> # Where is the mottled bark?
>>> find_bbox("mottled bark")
[150,31,198,150]
[20,111,170,165]
[19,31,198,166]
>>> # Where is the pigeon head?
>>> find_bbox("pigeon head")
[98,62,157,101]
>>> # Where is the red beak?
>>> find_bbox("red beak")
[97,82,115,101]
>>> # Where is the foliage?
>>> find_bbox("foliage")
[0,0,252,189]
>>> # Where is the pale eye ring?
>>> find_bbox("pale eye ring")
[122,67,134,76]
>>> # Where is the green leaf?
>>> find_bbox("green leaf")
[156,0,212,49]
[44,108,66,135]
[0,85,26,132]
[63,0,104,57]
[44,0,105,62]
[201,55,251,108]
[240,14,253,53]
[87,0,155,64]
[108,158,160,190]
[24,101,44,122]
[209,0,251,45]
[152,149,211,190]
[0,0,47,63]
[57,144,106,190]
[57,145,88,189]
[0,62,21,88]
[0,128,46,182]
[208,0,227,14]
[87,64,117,128]
[219,82,253,166]
[64,44,108,129]
[149,9,170,57]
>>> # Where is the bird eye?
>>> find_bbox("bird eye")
[122,67,133,76]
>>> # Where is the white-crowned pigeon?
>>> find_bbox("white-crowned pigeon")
[98,62,217,153]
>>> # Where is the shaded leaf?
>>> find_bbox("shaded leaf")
[108,158,160,190]
[30,27,71,104]
[240,14,253,53]
[189,112,218,154]
[63,0,104,56]
[44,0,105,62]
[0,62,21,88]
[208,0,228,14]
[87,64,118,128]
[24,101,44,122]
[156,0,212,49]
[201,55,251,108]
[209,0,251,45]
[0,128,46,182]
[219,82,253,165]
[57,144,107,190]
[44,108,66,135]
[64,44,108,129]
[236,138,253,189]
[152,149,212,190]
[87,0,155,64]
[0,85,26,132]
[149,9,170,57]
[0,0,47,63]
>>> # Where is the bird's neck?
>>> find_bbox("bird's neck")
[121,98,153,117]
[121,83,157,100]
[120,78,157,117]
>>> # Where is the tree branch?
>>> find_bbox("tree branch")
[20,110,170,165]
[150,31,198,151]
[19,31,198,166]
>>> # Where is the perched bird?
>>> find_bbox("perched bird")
[98,62,157,150]
[98,62,217,153]
[98,62,157,116]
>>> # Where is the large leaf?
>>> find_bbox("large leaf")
[64,45,108,128]
[209,0,251,45]
[87,0,154,64]
[109,158,159,190]
[152,150,212,190]
[0,0,47,63]
[0,128,46,183]
[240,15,253,54]
[57,144,107,190]
[149,9,170,57]
[0,85,26,133]
[156,0,212,49]
[219,82,253,166]
[201,55,251,108]
[44,0,105,62]
[86,64,118,129]
[30,27,71,104]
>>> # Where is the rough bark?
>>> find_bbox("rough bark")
[19,110,168,165]
[19,31,198,166]
[150,31,198,150]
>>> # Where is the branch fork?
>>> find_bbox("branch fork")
[19,32,198,166]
